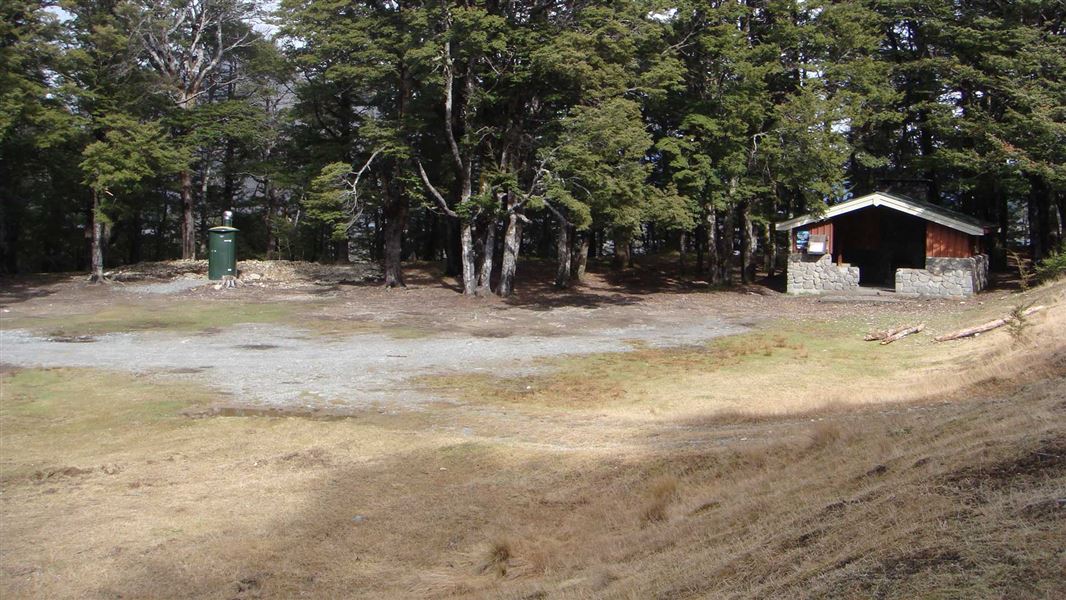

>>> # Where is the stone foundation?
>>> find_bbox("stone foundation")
[786,253,860,295]
[786,253,990,297]
[895,254,989,297]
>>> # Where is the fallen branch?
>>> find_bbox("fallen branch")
[865,325,911,341]
[934,306,1045,342]
[880,323,925,345]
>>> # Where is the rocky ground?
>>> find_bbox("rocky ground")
[106,258,382,288]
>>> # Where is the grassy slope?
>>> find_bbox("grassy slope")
[0,281,1063,599]
[423,284,1062,420]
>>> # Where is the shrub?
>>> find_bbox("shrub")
[1034,244,1066,282]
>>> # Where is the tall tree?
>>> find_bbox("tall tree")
[0,1,95,274]
[281,0,424,285]
[80,115,185,280]
[127,0,256,259]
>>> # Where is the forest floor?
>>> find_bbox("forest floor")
[1,260,1064,598]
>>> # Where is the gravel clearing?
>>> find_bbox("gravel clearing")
[1,318,745,410]
[123,276,208,295]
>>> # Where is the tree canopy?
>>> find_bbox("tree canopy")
[1,0,1063,290]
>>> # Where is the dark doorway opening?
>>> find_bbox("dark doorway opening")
[833,207,926,287]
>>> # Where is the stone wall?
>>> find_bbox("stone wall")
[786,253,860,294]
[896,254,989,297]
[787,252,990,297]
[926,255,989,292]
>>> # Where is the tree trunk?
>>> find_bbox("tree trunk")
[264,180,278,260]
[719,206,735,284]
[1028,174,1051,261]
[0,194,20,274]
[180,169,195,259]
[382,194,408,288]
[155,193,168,261]
[89,189,104,283]
[421,212,439,261]
[703,205,720,283]
[198,162,210,257]
[763,218,776,278]
[612,229,630,271]
[333,239,349,264]
[538,216,552,258]
[997,187,1009,250]
[571,232,589,284]
[555,219,572,288]
[1054,192,1064,246]
[459,220,477,294]
[372,210,385,260]
[678,231,687,275]
[128,209,143,265]
[741,200,756,284]
[445,219,461,276]
[695,223,705,273]
[498,209,523,297]
[476,219,496,295]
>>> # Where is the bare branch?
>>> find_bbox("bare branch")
[416,160,459,218]
[335,151,380,233]
[132,0,255,109]
[350,151,380,196]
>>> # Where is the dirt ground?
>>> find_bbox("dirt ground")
[1,261,1063,598]
[1,260,994,427]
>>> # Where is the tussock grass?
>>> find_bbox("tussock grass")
[477,539,513,577]
[806,422,843,451]
[641,475,681,524]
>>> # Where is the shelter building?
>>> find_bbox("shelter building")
[776,192,993,297]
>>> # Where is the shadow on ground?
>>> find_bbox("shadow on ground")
[0,275,63,305]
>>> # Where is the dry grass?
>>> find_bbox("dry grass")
[806,422,843,451]
[1,280,1064,599]
[477,539,513,577]
[641,475,681,524]
[425,278,1066,424]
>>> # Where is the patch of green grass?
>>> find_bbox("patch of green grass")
[5,301,300,336]
[438,441,487,458]
[4,300,439,339]
[0,368,219,478]
[421,318,936,413]
[2,368,209,430]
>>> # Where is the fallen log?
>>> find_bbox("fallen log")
[934,305,1045,342]
[865,325,909,341]
[880,323,925,345]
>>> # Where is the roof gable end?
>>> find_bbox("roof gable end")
[775,192,990,236]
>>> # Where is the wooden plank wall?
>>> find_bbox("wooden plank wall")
[926,222,975,257]
[793,222,833,253]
